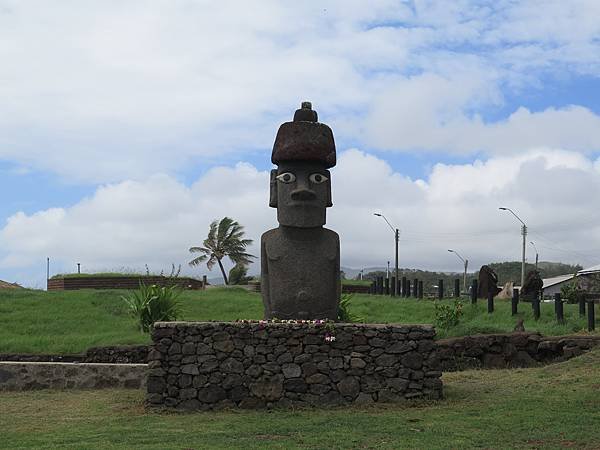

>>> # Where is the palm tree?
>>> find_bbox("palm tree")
[188,217,255,285]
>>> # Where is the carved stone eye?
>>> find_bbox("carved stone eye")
[276,172,296,183]
[309,173,328,184]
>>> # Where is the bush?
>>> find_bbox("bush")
[228,264,252,285]
[122,283,182,332]
[434,299,464,330]
[561,280,585,304]
[337,294,364,323]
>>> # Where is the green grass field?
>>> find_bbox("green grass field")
[0,287,594,354]
[1,349,599,449]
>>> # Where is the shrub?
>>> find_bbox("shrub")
[122,283,182,332]
[561,280,585,304]
[337,293,364,323]
[228,264,252,285]
[434,299,464,330]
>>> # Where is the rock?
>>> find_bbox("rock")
[179,388,197,400]
[306,373,329,384]
[181,364,199,375]
[337,377,360,398]
[512,351,537,368]
[282,363,301,379]
[354,392,374,404]
[177,399,201,410]
[198,386,227,403]
[213,339,234,353]
[375,354,397,367]
[250,376,284,401]
[276,352,293,364]
[178,374,192,388]
[309,383,331,395]
[221,358,244,374]
[401,352,423,370]
[301,362,319,377]
[328,357,344,369]
[482,353,506,369]
[350,358,367,369]
[147,376,166,394]
[246,364,263,378]
[387,378,409,393]
[182,342,196,355]
[388,341,416,354]
[222,374,243,389]
[168,343,181,354]
[284,378,308,393]
[377,389,401,403]
[229,385,249,402]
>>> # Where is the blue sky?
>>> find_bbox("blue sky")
[2,1,600,287]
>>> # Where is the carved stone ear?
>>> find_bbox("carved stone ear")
[325,169,332,207]
[269,169,278,208]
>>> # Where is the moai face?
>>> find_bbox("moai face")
[269,161,332,228]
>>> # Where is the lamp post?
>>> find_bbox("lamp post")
[530,241,538,270]
[448,249,468,294]
[499,207,527,289]
[374,213,399,297]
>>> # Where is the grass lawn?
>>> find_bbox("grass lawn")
[1,350,599,449]
[0,288,594,354]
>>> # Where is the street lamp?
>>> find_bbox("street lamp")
[530,241,539,270]
[499,207,527,289]
[374,213,399,297]
[448,249,468,294]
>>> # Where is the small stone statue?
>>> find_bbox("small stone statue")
[513,318,525,332]
[261,102,340,320]
[520,270,543,301]
[477,265,502,299]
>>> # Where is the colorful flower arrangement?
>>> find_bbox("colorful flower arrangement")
[235,318,336,341]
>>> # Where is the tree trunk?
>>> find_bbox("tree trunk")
[217,258,228,285]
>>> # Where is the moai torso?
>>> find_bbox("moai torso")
[261,102,341,320]
[262,227,340,320]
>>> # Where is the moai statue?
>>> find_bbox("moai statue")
[477,265,501,299]
[520,270,543,301]
[261,102,341,320]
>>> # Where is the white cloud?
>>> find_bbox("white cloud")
[2,149,600,287]
[1,1,600,182]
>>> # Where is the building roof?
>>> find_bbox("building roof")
[577,264,600,275]
[542,274,575,289]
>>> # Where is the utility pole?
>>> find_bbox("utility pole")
[500,207,527,289]
[374,213,399,297]
[521,224,527,288]
[448,249,468,294]
[530,241,539,270]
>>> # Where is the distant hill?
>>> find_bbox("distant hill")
[487,261,582,285]
[348,261,583,292]
[0,280,23,289]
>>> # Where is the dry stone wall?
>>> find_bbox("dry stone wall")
[0,362,147,391]
[437,333,600,371]
[147,322,443,410]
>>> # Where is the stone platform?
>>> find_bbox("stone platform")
[146,321,443,410]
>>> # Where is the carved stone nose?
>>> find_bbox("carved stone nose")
[291,189,316,201]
